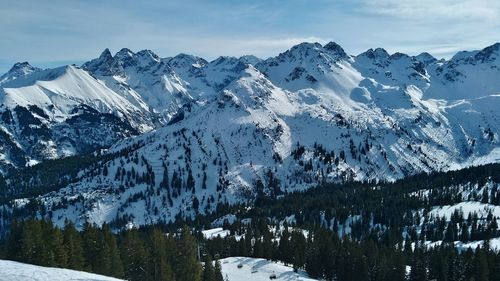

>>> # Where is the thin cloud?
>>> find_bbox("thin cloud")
[0,1,499,73]
[362,0,500,22]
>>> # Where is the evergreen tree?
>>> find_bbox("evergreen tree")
[62,222,85,271]
[102,224,123,278]
[20,220,45,265]
[290,230,306,271]
[120,229,149,281]
[202,254,215,281]
[474,250,489,281]
[278,226,291,265]
[409,253,427,281]
[214,259,224,281]
[45,223,67,268]
[82,223,110,274]
[175,226,201,281]
[148,228,175,281]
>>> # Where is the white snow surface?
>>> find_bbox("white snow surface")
[414,238,500,252]
[202,228,231,239]
[0,260,123,281]
[429,201,500,220]
[219,257,317,281]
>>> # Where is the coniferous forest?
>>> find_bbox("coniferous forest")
[2,217,500,281]
[1,164,500,281]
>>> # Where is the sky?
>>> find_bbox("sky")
[0,0,499,74]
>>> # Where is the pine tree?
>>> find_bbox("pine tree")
[214,260,224,281]
[20,220,45,265]
[82,223,109,274]
[305,231,321,279]
[63,222,85,271]
[187,169,195,192]
[409,253,427,281]
[47,224,68,268]
[278,226,291,265]
[203,254,215,281]
[120,229,149,281]
[148,228,175,281]
[474,250,489,281]
[6,220,23,262]
[102,224,123,278]
[175,226,202,281]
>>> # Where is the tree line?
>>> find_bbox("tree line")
[204,219,500,281]
[1,219,224,281]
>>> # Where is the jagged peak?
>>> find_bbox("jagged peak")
[451,50,479,61]
[358,48,390,60]
[208,56,248,75]
[414,52,437,65]
[450,43,500,63]
[8,61,39,73]
[273,42,327,62]
[474,42,500,62]
[81,49,117,75]
[323,41,348,58]
[415,52,435,60]
[389,52,411,60]
[172,53,195,59]
[168,53,207,68]
[484,42,500,51]
[239,55,262,65]
[136,49,161,62]
[289,42,323,52]
[0,61,41,84]
[210,56,239,65]
[114,48,135,59]
[99,48,113,60]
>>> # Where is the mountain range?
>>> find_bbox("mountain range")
[1,41,499,227]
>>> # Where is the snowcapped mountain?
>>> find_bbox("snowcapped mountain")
[0,62,42,84]
[0,64,147,170]
[2,41,500,227]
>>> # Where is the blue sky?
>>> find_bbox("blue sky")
[1,0,499,73]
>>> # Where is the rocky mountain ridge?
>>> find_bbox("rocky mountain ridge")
[1,41,499,227]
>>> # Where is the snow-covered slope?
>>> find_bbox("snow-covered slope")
[219,257,316,281]
[0,65,144,170]
[0,260,123,281]
[2,42,500,227]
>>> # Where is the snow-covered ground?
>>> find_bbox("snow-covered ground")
[202,227,231,239]
[429,201,500,220]
[412,237,500,252]
[0,260,123,281]
[219,257,317,281]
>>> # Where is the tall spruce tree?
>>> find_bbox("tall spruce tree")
[62,222,85,271]
[175,226,201,281]
[148,228,175,281]
[120,229,149,281]
[102,224,123,278]
[214,259,224,281]
[202,254,215,281]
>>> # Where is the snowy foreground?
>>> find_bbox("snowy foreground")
[0,257,313,281]
[0,260,123,281]
[220,257,317,281]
